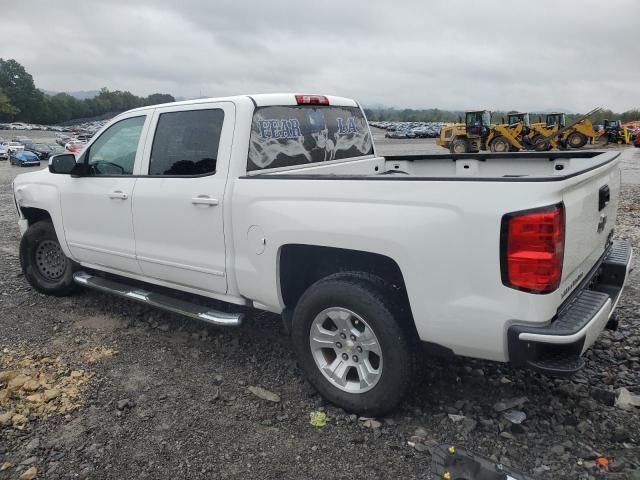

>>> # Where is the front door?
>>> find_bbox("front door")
[131,102,235,294]
[60,114,149,274]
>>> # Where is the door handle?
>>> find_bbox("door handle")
[108,191,128,200]
[191,196,219,206]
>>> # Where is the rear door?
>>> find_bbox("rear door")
[132,102,235,294]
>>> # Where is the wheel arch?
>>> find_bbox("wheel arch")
[278,244,416,336]
[18,205,74,259]
[20,206,53,225]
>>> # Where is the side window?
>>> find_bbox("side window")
[149,109,224,176]
[87,116,145,176]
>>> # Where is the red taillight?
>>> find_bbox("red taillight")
[295,94,330,105]
[501,204,565,293]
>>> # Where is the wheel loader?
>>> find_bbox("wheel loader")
[436,110,532,153]
[529,108,604,150]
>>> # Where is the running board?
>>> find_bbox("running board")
[73,271,243,327]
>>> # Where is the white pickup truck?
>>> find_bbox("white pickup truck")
[12,94,632,415]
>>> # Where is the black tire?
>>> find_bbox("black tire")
[20,221,77,296]
[489,135,511,152]
[531,134,551,151]
[291,272,417,416]
[450,138,468,153]
[567,132,588,148]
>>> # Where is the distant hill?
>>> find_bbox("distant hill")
[42,90,99,100]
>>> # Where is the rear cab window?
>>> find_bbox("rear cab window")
[247,105,373,172]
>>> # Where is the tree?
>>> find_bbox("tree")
[0,58,43,121]
[145,93,175,106]
[0,88,17,118]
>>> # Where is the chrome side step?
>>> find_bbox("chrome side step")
[73,271,243,327]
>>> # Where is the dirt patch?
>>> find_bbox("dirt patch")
[83,346,116,363]
[0,349,91,430]
[74,314,126,332]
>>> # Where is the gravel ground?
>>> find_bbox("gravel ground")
[0,131,639,479]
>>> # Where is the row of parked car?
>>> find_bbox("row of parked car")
[0,135,69,167]
[0,120,107,135]
[369,121,448,139]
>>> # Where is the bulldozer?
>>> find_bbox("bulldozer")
[437,110,532,153]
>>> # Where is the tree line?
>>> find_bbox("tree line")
[364,107,640,125]
[0,58,175,124]
[1,57,637,125]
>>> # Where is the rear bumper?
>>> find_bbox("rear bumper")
[507,239,632,375]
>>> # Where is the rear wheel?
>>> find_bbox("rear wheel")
[567,132,588,148]
[291,273,417,416]
[450,138,468,153]
[20,221,77,296]
[489,136,511,152]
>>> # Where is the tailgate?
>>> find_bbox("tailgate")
[560,156,621,296]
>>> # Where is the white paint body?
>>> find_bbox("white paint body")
[12,94,626,362]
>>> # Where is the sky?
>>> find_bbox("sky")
[1,0,638,112]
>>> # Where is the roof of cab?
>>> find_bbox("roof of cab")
[123,93,358,115]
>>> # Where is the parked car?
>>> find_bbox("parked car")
[8,122,31,130]
[24,143,65,160]
[10,150,41,167]
[0,143,8,160]
[74,134,93,143]
[55,134,72,146]
[634,133,640,148]
[385,130,408,138]
[12,93,632,415]
[65,141,86,153]
[6,141,24,153]
[12,135,33,144]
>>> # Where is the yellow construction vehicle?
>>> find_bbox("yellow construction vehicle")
[529,108,603,150]
[437,110,532,153]
[602,119,630,145]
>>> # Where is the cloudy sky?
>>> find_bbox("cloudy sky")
[1,0,638,112]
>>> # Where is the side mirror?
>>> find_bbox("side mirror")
[48,154,77,174]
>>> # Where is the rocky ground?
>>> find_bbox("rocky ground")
[0,139,639,479]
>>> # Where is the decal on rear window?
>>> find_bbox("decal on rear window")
[247,106,373,171]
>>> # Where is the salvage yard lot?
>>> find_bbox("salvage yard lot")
[1,137,639,479]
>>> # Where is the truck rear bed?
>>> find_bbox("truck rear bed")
[238,150,625,365]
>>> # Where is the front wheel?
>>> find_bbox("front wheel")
[450,138,468,153]
[567,132,588,148]
[291,273,417,416]
[531,134,551,151]
[489,136,511,152]
[20,221,77,296]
